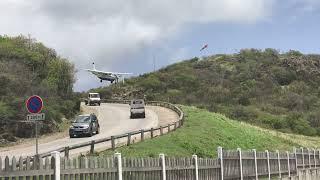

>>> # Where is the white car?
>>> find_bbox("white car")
[85,93,101,106]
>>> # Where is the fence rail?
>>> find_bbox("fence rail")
[1,147,319,179]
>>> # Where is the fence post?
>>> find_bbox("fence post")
[253,149,258,180]
[308,148,311,168]
[140,129,144,141]
[318,149,320,168]
[218,147,224,180]
[276,150,281,178]
[287,151,291,178]
[127,133,131,146]
[265,150,271,180]
[115,153,122,180]
[159,154,166,180]
[294,147,298,172]
[64,146,69,158]
[111,136,115,150]
[237,148,243,180]
[314,149,316,168]
[51,151,60,180]
[192,155,199,180]
[151,128,154,138]
[90,140,95,154]
[301,147,305,169]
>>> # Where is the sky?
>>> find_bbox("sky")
[0,0,320,91]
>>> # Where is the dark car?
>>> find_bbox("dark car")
[69,114,100,138]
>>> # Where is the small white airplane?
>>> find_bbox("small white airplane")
[85,62,132,83]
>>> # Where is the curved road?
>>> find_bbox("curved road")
[0,103,178,158]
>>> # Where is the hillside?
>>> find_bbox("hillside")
[101,106,320,158]
[0,35,79,144]
[96,49,320,136]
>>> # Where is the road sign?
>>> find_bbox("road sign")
[26,95,43,114]
[27,113,45,121]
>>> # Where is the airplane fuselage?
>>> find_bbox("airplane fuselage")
[95,73,117,83]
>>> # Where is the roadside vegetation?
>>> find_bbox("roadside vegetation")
[97,49,320,137]
[0,35,80,144]
[101,106,320,158]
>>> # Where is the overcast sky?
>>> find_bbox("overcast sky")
[1,0,320,91]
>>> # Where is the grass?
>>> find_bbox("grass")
[100,106,320,158]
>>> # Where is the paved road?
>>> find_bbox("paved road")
[0,103,178,158]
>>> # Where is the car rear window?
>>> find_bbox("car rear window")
[133,100,143,104]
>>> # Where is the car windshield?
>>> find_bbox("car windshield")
[74,116,90,123]
[90,94,100,98]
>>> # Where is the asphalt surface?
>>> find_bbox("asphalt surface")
[0,103,178,158]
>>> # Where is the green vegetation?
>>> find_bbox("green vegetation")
[0,35,79,142]
[98,49,320,136]
[101,106,320,158]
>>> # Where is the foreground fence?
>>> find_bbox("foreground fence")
[0,147,319,179]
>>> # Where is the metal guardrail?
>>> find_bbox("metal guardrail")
[38,100,184,158]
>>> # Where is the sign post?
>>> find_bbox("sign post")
[26,95,44,155]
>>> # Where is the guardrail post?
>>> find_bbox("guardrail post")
[192,155,199,180]
[151,128,154,138]
[160,126,163,135]
[64,146,69,158]
[111,136,116,150]
[253,149,258,180]
[140,130,144,141]
[276,150,281,178]
[159,153,166,180]
[237,148,243,180]
[265,150,271,180]
[218,147,224,180]
[51,151,60,180]
[287,151,291,177]
[90,140,95,154]
[127,133,131,146]
[115,153,122,180]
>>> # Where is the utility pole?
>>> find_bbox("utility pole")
[153,54,156,72]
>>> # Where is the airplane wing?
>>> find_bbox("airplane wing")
[85,69,112,76]
[85,69,132,76]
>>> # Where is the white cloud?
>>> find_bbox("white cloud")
[0,0,275,91]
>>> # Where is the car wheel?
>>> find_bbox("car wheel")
[96,127,100,134]
[69,134,74,138]
[88,129,93,137]
[98,102,101,106]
